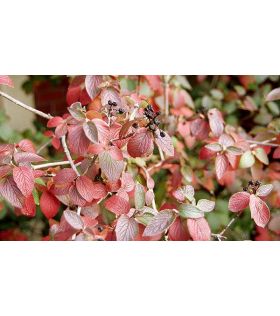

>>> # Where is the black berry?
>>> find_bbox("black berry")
[160,131,165,137]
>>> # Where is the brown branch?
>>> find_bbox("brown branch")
[61,136,80,177]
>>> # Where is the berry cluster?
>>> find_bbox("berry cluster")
[243,180,261,194]
[144,105,165,137]
[107,100,125,115]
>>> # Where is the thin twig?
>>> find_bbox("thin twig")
[0,90,53,120]
[248,138,278,148]
[61,135,80,177]
[215,213,241,241]
[163,75,169,118]
[36,139,52,154]
[32,161,82,170]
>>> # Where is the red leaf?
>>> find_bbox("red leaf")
[0,176,24,208]
[14,152,45,164]
[190,118,209,140]
[199,146,216,160]
[75,175,96,202]
[187,217,211,241]
[0,76,14,87]
[273,147,280,159]
[143,210,176,237]
[208,108,224,137]
[104,195,130,215]
[13,166,34,197]
[21,194,36,217]
[91,182,107,199]
[69,185,87,206]
[0,165,12,178]
[54,168,77,184]
[144,76,163,93]
[228,192,250,212]
[215,154,228,180]
[85,75,103,100]
[116,214,139,241]
[47,116,63,128]
[55,122,68,138]
[154,129,174,156]
[127,128,154,158]
[40,191,60,219]
[249,194,270,228]
[168,217,190,241]
[67,125,90,156]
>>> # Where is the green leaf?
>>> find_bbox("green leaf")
[134,182,145,209]
[253,147,269,165]
[135,212,154,226]
[239,150,255,168]
[179,203,204,219]
[32,188,40,205]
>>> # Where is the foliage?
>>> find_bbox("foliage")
[0,75,279,241]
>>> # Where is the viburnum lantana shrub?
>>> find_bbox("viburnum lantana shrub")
[0,75,279,241]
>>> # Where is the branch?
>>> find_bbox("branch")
[32,160,82,170]
[36,139,52,154]
[248,138,278,148]
[213,212,241,241]
[0,90,53,120]
[61,135,80,177]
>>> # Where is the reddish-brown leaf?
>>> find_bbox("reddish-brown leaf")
[21,194,36,217]
[67,124,90,156]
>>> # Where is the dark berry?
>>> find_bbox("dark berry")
[108,100,112,106]
[160,131,165,137]
[112,101,117,106]
[248,180,254,185]
[118,109,124,114]
[96,238,104,241]
[155,111,161,116]
[97,226,103,233]
[255,180,261,186]
[243,187,248,191]
[132,122,138,129]
[153,118,160,126]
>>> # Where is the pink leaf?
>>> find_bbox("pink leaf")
[0,165,12,178]
[0,76,14,87]
[40,190,60,219]
[0,176,24,208]
[54,168,77,184]
[75,175,96,202]
[47,116,63,128]
[228,192,250,212]
[127,128,154,158]
[218,134,234,147]
[69,185,87,207]
[256,184,273,197]
[143,210,176,237]
[265,87,280,102]
[187,217,211,241]
[91,182,107,199]
[208,108,224,137]
[190,118,209,140]
[83,121,99,143]
[99,150,124,182]
[14,152,45,164]
[100,87,121,107]
[64,210,84,230]
[116,214,139,241]
[215,154,228,180]
[13,166,34,197]
[18,139,36,153]
[154,129,174,157]
[205,143,222,152]
[85,75,103,100]
[104,195,130,215]
[168,217,190,241]
[249,194,270,228]
[67,125,90,156]
[121,173,135,192]
[273,147,280,159]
